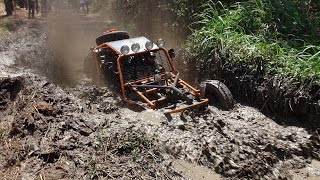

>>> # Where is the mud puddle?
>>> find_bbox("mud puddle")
[173,160,220,180]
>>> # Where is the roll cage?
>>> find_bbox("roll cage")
[91,36,209,113]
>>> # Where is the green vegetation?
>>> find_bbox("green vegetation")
[0,22,6,33]
[106,0,320,80]
[187,0,320,80]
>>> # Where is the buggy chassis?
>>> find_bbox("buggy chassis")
[85,30,233,113]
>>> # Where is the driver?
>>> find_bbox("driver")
[145,52,162,73]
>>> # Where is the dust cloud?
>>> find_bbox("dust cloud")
[41,1,188,86]
[44,11,105,85]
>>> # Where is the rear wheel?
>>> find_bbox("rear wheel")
[201,80,234,110]
[96,31,129,45]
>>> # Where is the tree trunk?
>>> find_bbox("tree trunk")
[4,0,14,16]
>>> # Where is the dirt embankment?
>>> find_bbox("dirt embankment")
[0,6,320,180]
[221,62,320,128]
[188,53,320,129]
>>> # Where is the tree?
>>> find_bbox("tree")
[4,0,14,16]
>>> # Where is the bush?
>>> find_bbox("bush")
[187,0,320,80]
[185,0,320,121]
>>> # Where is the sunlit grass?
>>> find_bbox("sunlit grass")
[0,22,6,33]
[187,0,320,80]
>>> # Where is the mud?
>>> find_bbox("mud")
[173,160,220,180]
[0,75,183,179]
[2,74,319,179]
[0,6,320,180]
[0,77,23,111]
[215,58,320,128]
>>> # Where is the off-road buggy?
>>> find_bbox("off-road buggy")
[84,29,234,113]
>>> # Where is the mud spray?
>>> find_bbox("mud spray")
[44,11,105,86]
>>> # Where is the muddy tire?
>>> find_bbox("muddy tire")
[201,80,234,110]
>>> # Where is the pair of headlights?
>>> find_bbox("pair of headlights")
[120,39,165,55]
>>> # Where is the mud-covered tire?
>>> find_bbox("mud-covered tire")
[96,31,129,45]
[201,80,234,110]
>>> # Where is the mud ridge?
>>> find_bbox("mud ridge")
[221,62,320,129]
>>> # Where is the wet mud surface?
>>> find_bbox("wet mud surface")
[1,8,320,180]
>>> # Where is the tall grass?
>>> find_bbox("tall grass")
[187,0,320,80]
[0,22,6,33]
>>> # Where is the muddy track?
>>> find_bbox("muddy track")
[0,8,320,180]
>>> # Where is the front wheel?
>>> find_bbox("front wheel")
[200,80,234,110]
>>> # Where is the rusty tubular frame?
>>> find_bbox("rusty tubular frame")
[93,43,206,113]
[165,99,209,114]
[132,87,156,109]
[179,79,200,94]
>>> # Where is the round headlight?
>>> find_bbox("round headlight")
[131,43,140,53]
[156,39,165,48]
[120,45,130,55]
[145,41,153,50]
